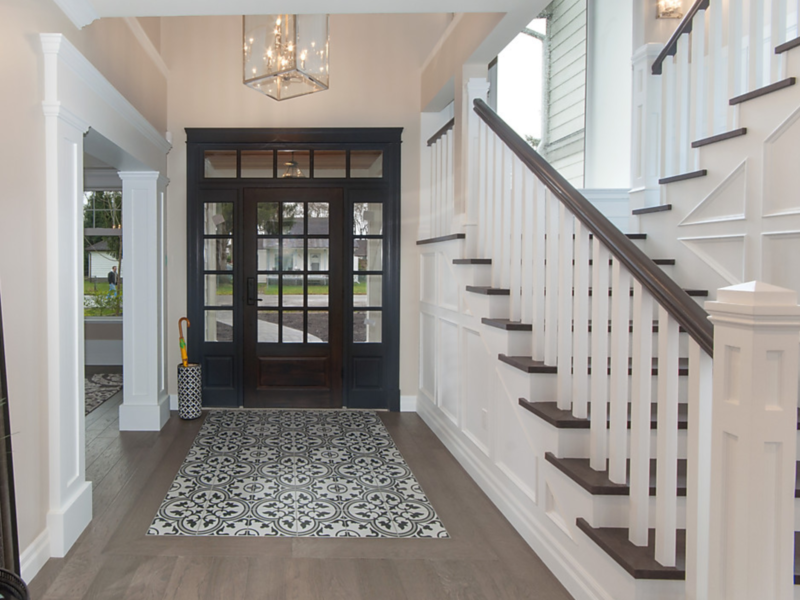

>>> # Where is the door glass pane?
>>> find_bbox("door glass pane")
[241,151,274,178]
[313,151,346,178]
[205,274,233,306]
[257,238,279,271]
[354,310,382,343]
[282,311,305,343]
[204,151,237,178]
[205,203,233,235]
[354,239,382,271]
[204,239,233,271]
[350,151,383,178]
[257,310,280,343]
[282,202,305,234]
[281,240,304,271]
[277,151,310,179]
[308,203,330,235]
[205,310,233,342]
[307,311,329,343]
[281,275,304,307]
[308,275,329,308]
[308,239,329,271]
[256,202,282,235]
[257,275,279,306]
[353,274,381,307]
[353,203,383,235]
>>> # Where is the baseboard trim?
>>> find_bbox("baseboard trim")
[400,395,417,412]
[47,480,92,558]
[119,393,170,431]
[416,393,614,600]
[169,393,178,411]
[20,529,50,584]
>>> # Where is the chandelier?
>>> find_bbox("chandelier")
[656,0,683,19]
[243,15,330,101]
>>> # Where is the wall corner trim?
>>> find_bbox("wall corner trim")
[123,18,170,79]
[51,0,99,29]
[39,34,172,156]
[20,529,50,585]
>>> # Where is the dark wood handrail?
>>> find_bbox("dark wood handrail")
[473,99,713,356]
[427,118,455,147]
[652,0,710,75]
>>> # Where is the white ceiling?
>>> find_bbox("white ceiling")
[85,0,519,17]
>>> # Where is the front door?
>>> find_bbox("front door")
[242,188,343,408]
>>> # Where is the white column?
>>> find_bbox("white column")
[41,34,93,558]
[630,43,664,214]
[705,281,800,600]
[118,172,170,431]
[463,78,491,257]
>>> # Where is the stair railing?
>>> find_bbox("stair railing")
[472,97,713,569]
[423,118,456,239]
[651,0,799,178]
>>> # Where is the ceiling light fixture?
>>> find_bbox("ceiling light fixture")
[657,0,683,19]
[243,14,330,101]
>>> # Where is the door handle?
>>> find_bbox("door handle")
[247,277,256,305]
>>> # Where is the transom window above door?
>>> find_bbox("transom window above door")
[203,149,384,179]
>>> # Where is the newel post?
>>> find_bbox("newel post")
[705,282,800,600]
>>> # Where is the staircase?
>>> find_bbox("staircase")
[417,2,800,598]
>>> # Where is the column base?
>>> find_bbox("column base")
[119,393,170,431]
[47,480,92,557]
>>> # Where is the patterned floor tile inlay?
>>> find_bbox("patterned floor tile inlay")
[148,410,449,538]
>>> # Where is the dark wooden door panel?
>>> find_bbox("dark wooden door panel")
[257,357,329,388]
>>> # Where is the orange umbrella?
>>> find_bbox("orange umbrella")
[178,318,190,367]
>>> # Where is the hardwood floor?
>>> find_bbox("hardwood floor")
[28,403,573,599]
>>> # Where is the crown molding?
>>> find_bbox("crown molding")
[52,0,99,29]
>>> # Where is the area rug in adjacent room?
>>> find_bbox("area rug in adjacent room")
[85,373,123,414]
[148,410,449,538]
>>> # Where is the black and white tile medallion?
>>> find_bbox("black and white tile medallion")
[148,410,449,538]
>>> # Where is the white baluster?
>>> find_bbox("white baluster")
[446,130,454,233]
[492,138,504,289]
[608,260,631,484]
[749,0,766,89]
[728,0,744,128]
[521,169,534,326]
[478,122,488,257]
[485,131,496,265]
[685,339,713,600]
[557,207,574,410]
[500,147,513,290]
[691,10,708,158]
[509,158,523,323]
[436,137,443,237]
[709,0,727,135]
[771,0,788,82]
[532,179,547,362]
[655,306,679,567]
[629,282,653,546]
[589,239,610,471]
[544,189,559,365]
[677,34,691,173]
[572,221,591,419]
[663,57,677,177]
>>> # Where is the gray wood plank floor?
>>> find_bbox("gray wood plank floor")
[28,403,573,599]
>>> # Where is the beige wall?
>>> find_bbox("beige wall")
[161,14,451,400]
[0,0,167,555]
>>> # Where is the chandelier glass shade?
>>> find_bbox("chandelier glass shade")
[657,0,683,19]
[243,14,330,101]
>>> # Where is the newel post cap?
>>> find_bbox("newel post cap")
[706,281,800,320]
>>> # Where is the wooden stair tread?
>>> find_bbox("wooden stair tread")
[519,400,689,430]
[466,286,510,295]
[632,204,673,215]
[776,36,800,54]
[729,77,795,105]
[501,356,690,376]
[576,519,686,580]
[416,233,465,245]
[653,258,676,265]
[545,452,687,497]
[481,318,532,331]
[658,170,708,185]
[453,258,491,265]
[692,128,747,148]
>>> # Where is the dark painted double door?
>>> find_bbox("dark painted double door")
[242,188,344,408]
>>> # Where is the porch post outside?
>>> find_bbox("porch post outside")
[118,172,170,431]
[705,281,800,600]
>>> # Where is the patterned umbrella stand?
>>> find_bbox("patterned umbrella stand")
[177,364,202,420]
